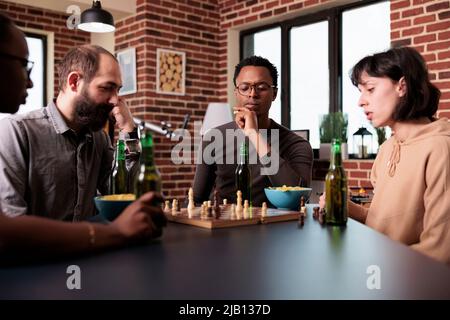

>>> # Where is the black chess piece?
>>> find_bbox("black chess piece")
[213,189,221,218]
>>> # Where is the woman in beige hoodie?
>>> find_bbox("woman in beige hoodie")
[322,46,450,264]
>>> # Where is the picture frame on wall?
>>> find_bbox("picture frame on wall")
[117,47,137,96]
[156,48,186,96]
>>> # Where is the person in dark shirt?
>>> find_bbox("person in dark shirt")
[193,56,313,206]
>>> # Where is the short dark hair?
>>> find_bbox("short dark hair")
[350,46,440,121]
[58,45,117,92]
[0,13,14,43]
[233,55,278,87]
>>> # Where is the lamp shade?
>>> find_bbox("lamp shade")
[78,1,115,33]
[200,103,233,136]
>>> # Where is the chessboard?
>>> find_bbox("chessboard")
[163,206,300,229]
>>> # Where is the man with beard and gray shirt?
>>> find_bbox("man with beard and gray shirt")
[0,44,137,221]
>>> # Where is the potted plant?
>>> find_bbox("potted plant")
[319,112,348,159]
[375,127,387,152]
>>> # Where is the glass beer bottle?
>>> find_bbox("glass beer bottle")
[111,131,128,194]
[325,138,348,225]
[134,128,162,197]
[235,140,252,206]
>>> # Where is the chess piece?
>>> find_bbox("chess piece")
[164,200,170,212]
[213,189,221,218]
[207,205,213,218]
[313,207,320,220]
[243,200,249,219]
[172,199,179,216]
[187,188,195,218]
[236,190,243,218]
[299,196,306,218]
[261,202,268,218]
[230,204,236,220]
[298,214,305,228]
[200,203,206,219]
[318,208,326,225]
[223,199,228,206]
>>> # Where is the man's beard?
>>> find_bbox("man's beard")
[73,89,114,132]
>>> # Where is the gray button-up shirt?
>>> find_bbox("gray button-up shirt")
[0,101,113,221]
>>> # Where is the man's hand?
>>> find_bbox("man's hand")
[111,192,167,241]
[111,97,135,132]
[233,106,258,136]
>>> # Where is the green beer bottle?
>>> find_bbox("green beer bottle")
[111,132,128,194]
[325,138,348,225]
[235,140,252,206]
[135,128,162,197]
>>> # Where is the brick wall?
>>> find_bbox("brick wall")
[390,0,450,118]
[0,0,90,96]
[114,0,221,199]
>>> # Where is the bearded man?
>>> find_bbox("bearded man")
[0,45,137,221]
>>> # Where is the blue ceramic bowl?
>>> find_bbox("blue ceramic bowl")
[94,196,134,221]
[264,187,312,210]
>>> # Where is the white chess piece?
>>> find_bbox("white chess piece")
[164,200,170,212]
[171,199,179,216]
[236,190,243,219]
[261,202,267,218]
[187,187,195,218]
[243,200,249,219]
[230,204,236,220]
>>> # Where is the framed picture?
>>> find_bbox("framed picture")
[117,47,137,96]
[156,48,186,96]
[293,129,310,141]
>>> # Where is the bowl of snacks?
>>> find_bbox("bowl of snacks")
[94,194,136,221]
[264,185,312,210]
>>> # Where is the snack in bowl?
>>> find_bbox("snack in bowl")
[94,194,136,221]
[264,185,312,210]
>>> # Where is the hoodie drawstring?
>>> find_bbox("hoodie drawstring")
[387,140,401,177]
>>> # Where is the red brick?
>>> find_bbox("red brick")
[427,40,450,51]
[413,33,436,44]
[435,81,450,90]
[289,2,304,11]
[349,171,368,179]
[439,72,450,80]
[305,0,319,6]
[402,7,424,18]
[426,1,450,12]
[438,50,450,60]
[438,111,450,118]
[413,14,436,25]
[391,0,410,11]
[391,19,411,29]
[402,26,424,36]
[391,31,401,39]
[391,12,400,20]
[439,10,450,20]
[426,21,450,32]
[266,0,279,10]
[359,162,374,170]
[343,162,358,169]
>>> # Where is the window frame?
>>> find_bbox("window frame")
[24,31,48,106]
[239,0,388,129]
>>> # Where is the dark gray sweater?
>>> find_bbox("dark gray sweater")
[193,120,313,206]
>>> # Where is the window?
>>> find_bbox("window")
[290,21,329,149]
[242,27,281,123]
[240,0,390,152]
[0,32,47,119]
[342,1,391,153]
